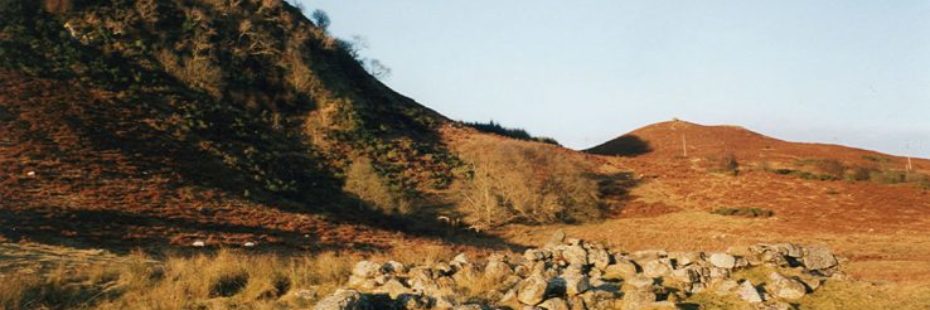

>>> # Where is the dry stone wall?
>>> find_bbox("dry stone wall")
[314,233,842,310]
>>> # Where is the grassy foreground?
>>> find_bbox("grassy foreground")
[3,244,929,309]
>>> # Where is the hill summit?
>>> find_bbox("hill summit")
[587,119,927,171]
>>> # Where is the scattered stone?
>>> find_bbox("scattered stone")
[560,268,591,296]
[709,267,731,282]
[191,240,205,247]
[802,245,838,273]
[628,250,667,265]
[382,261,407,275]
[797,273,823,291]
[670,251,703,267]
[767,272,807,300]
[243,241,256,247]
[538,297,570,310]
[517,274,550,305]
[485,254,512,277]
[669,268,698,285]
[548,230,567,246]
[313,289,368,310]
[737,281,763,303]
[623,274,654,290]
[524,249,545,262]
[709,253,736,269]
[621,289,656,310]
[642,259,672,278]
[559,244,589,267]
[451,253,469,267]
[587,246,612,270]
[376,278,412,299]
[352,261,382,279]
[602,258,638,280]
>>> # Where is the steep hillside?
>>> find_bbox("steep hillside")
[0,0,619,249]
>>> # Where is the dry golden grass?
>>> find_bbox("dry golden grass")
[800,281,930,310]
[0,242,487,310]
[0,249,356,310]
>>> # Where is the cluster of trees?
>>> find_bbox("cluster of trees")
[463,120,560,146]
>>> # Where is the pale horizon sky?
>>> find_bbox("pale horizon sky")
[298,0,930,158]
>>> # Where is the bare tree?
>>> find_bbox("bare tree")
[366,59,392,79]
[311,9,330,31]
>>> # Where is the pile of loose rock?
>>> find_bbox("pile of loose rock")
[314,232,842,310]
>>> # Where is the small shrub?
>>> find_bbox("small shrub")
[711,207,774,218]
[846,166,875,181]
[771,168,794,175]
[814,159,846,179]
[766,167,838,181]
[870,170,907,184]
[710,153,739,176]
[798,171,839,181]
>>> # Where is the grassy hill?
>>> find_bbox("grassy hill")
[588,120,929,185]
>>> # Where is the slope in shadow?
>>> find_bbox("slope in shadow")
[585,135,653,157]
[0,6,517,253]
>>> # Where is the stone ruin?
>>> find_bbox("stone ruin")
[314,232,842,310]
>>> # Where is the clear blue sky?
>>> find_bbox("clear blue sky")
[298,0,930,158]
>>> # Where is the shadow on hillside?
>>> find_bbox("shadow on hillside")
[0,207,388,255]
[589,171,640,218]
[0,10,521,254]
[586,135,653,157]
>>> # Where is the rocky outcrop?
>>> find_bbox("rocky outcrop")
[315,232,843,309]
